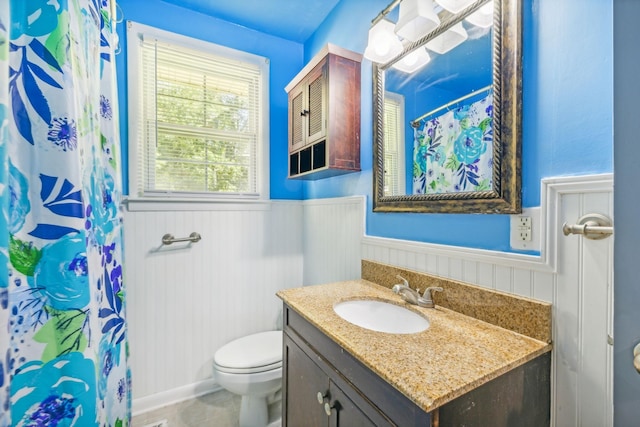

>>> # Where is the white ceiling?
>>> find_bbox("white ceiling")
[158,0,342,43]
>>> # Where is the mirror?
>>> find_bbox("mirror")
[373,0,521,213]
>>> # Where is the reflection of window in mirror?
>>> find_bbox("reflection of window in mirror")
[383,92,405,196]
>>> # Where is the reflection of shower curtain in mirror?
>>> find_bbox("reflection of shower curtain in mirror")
[413,93,493,194]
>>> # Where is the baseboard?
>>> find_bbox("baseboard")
[132,378,221,416]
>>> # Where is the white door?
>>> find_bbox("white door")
[554,185,614,427]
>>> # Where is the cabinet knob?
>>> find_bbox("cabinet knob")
[316,391,328,404]
[324,402,335,416]
[300,109,309,116]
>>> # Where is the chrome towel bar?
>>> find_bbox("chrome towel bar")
[562,213,613,240]
[162,232,202,245]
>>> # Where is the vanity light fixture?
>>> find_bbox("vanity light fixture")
[434,0,476,14]
[363,19,404,64]
[425,22,468,54]
[394,0,440,42]
[391,47,431,73]
[364,0,490,64]
[465,1,494,28]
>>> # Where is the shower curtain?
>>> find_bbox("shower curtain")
[0,1,129,425]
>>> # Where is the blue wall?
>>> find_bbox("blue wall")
[304,0,613,252]
[116,0,304,199]
[116,0,613,253]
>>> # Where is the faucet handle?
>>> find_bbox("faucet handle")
[392,275,409,294]
[395,275,409,287]
[422,286,443,300]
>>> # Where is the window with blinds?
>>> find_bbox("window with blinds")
[383,92,405,196]
[127,22,269,199]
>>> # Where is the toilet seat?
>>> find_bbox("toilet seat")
[214,331,282,374]
[215,360,282,374]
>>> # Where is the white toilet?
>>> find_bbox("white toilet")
[213,331,283,427]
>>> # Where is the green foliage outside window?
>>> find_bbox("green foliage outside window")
[152,63,256,193]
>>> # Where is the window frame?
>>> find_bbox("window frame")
[126,21,270,203]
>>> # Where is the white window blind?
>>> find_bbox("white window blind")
[383,93,405,196]
[128,23,268,199]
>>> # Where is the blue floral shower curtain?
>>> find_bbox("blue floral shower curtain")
[0,1,129,426]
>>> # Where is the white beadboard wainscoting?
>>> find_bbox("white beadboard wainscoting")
[303,196,364,285]
[124,197,366,415]
[124,200,305,414]
[362,174,614,427]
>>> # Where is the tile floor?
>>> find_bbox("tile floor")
[132,390,240,427]
[131,389,282,427]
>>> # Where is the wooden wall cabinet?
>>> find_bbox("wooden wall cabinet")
[286,44,361,180]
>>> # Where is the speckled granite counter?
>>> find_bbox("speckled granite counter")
[277,279,552,413]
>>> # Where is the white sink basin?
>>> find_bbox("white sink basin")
[333,299,429,334]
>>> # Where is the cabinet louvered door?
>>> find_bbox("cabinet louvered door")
[288,85,305,152]
[306,60,327,146]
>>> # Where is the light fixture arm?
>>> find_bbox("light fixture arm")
[371,0,403,26]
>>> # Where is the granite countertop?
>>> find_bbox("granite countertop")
[277,279,552,413]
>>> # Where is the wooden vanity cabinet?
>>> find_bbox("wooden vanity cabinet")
[286,45,361,180]
[283,304,430,426]
[282,303,551,427]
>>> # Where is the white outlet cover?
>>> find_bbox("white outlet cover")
[510,207,541,251]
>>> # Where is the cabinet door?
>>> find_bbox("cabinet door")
[288,84,306,152]
[305,61,327,146]
[327,382,376,427]
[284,331,394,427]
[283,334,328,427]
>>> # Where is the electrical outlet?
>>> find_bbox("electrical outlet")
[510,208,541,251]
[517,216,532,241]
[142,420,168,427]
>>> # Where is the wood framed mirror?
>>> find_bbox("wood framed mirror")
[372,0,522,213]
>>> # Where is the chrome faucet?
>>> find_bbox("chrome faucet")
[392,275,443,308]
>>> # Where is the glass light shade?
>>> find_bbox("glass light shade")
[392,48,431,73]
[394,0,440,42]
[435,0,476,14]
[465,2,494,28]
[425,22,468,54]
[364,19,404,63]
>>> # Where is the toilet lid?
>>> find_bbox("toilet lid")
[214,331,282,372]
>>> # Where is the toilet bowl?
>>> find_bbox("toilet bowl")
[213,331,283,427]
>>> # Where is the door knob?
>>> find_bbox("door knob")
[317,391,328,404]
[633,343,640,374]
